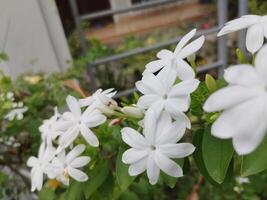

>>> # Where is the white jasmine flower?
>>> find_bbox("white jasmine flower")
[218,15,267,54]
[57,95,106,148]
[52,144,90,185]
[121,110,195,185]
[203,44,267,155]
[136,67,199,127]
[5,107,28,121]
[27,143,56,191]
[40,107,62,146]
[79,88,117,115]
[144,29,204,81]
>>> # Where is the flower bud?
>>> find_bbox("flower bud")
[97,94,118,116]
[122,106,144,119]
[205,74,217,92]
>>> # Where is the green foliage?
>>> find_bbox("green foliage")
[241,136,267,177]
[202,126,234,184]
[249,0,267,15]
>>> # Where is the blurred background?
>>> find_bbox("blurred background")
[1,0,267,199]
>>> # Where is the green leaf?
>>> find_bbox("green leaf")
[116,149,135,190]
[84,160,110,199]
[236,48,247,64]
[38,187,55,200]
[202,126,234,184]
[119,190,139,200]
[205,74,217,92]
[241,136,267,176]
[192,129,218,185]
[0,52,9,61]
[67,181,84,200]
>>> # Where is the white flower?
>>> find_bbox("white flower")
[144,29,205,81]
[27,143,56,191]
[136,67,199,127]
[51,144,90,185]
[79,88,117,115]
[203,44,267,155]
[218,15,267,54]
[121,110,195,185]
[5,107,28,121]
[40,107,62,146]
[56,95,106,148]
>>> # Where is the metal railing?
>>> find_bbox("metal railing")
[68,0,248,97]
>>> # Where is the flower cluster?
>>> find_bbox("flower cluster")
[0,92,28,121]
[122,29,204,184]
[27,13,267,193]
[27,89,117,191]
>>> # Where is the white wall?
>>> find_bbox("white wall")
[0,0,72,78]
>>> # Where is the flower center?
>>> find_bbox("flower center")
[63,168,69,179]
[163,94,168,99]
[150,145,156,151]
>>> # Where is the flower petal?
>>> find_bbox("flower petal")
[154,151,183,177]
[176,59,195,81]
[121,127,149,149]
[82,112,106,127]
[157,49,173,59]
[70,156,91,168]
[143,108,157,144]
[169,79,200,97]
[27,157,39,167]
[217,15,260,36]
[66,144,85,164]
[158,143,195,158]
[211,97,266,140]
[178,35,205,59]
[59,126,80,148]
[128,157,147,176]
[156,120,186,145]
[224,65,263,86]
[141,73,165,95]
[137,94,160,110]
[122,148,149,164]
[80,124,99,147]
[31,167,43,191]
[203,85,261,112]
[68,166,88,182]
[255,44,267,85]
[165,96,190,112]
[246,23,264,54]
[174,29,196,55]
[145,60,165,73]
[66,95,81,117]
[146,153,160,185]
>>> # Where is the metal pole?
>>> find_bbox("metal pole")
[68,0,97,91]
[217,0,228,77]
[238,0,248,53]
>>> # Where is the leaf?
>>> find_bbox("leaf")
[84,160,110,199]
[0,52,9,61]
[192,129,218,185]
[119,190,139,200]
[38,188,55,200]
[241,136,267,176]
[67,181,84,200]
[202,126,234,184]
[116,149,135,190]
